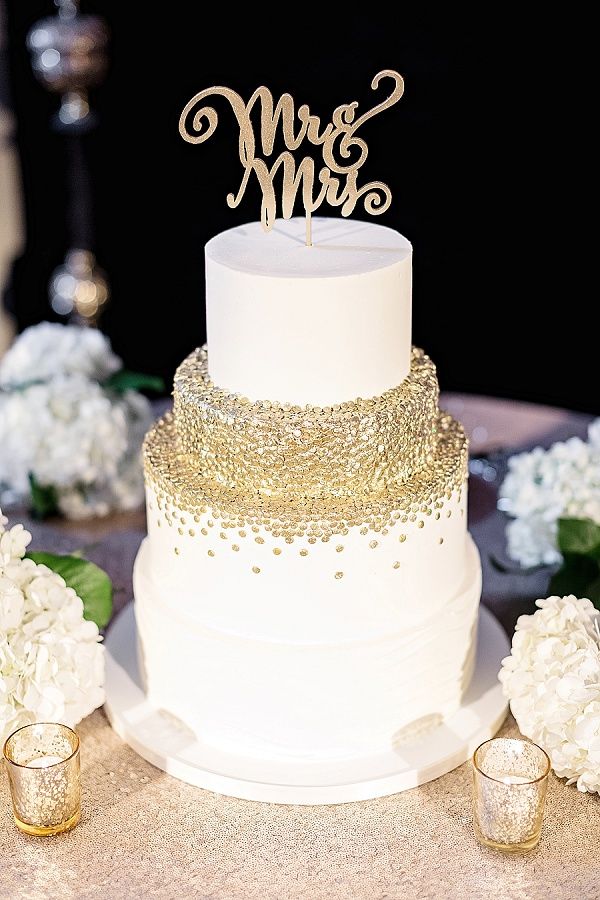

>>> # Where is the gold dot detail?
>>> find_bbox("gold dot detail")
[239,530,247,538]
[335,571,344,580]
[255,536,264,545]
[439,537,444,544]
[300,549,308,557]
[369,540,378,549]
[435,512,441,520]
[220,532,227,540]
[232,544,240,552]
[399,534,407,543]
[447,510,452,518]
[393,561,401,569]
[174,547,180,555]
[336,545,344,553]
[273,548,282,556]
[157,520,161,528]
[252,566,261,574]
[418,520,424,529]
[201,528,208,536]
[189,529,195,537]
[178,527,184,536]
[208,549,215,557]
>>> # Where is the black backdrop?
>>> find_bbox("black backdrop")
[4,4,596,413]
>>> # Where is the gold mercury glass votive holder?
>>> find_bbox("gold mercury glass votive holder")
[472,737,550,852]
[3,723,81,836]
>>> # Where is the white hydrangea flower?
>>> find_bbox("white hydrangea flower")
[0,323,155,520]
[53,389,152,519]
[499,595,600,794]
[498,421,600,566]
[0,322,121,388]
[0,510,104,744]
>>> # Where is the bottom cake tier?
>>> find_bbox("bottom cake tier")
[133,413,481,762]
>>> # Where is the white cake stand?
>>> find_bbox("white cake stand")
[104,603,509,805]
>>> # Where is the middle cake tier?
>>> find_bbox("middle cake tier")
[173,346,439,498]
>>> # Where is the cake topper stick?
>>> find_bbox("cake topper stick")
[179,70,404,247]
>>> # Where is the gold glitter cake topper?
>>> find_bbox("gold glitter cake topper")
[179,70,404,246]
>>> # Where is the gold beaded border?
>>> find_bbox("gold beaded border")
[172,346,439,497]
[144,411,467,543]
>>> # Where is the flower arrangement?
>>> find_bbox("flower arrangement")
[0,323,163,519]
[498,420,600,569]
[0,509,109,745]
[498,420,600,605]
[499,594,600,795]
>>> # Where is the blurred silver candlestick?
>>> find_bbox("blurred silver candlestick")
[27,0,110,325]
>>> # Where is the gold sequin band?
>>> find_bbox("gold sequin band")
[173,347,439,498]
[143,411,468,542]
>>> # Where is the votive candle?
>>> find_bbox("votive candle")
[472,737,550,852]
[3,723,81,836]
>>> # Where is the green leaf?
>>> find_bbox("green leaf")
[557,518,600,559]
[584,575,600,608]
[28,473,59,520]
[549,552,600,603]
[104,369,165,395]
[26,552,113,628]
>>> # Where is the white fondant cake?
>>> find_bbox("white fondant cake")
[205,218,412,406]
[134,216,481,765]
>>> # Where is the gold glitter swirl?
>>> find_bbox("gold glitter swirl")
[143,411,467,543]
[173,346,439,499]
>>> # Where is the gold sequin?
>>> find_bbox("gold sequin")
[393,561,401,569]
[252,566,260,574]
[300,549,308,557]
[174,547,180,555]
[189,529,195,537]
[173,346,440,500]
[255,536,265,545]
[273,548,282,556]
[232,544,240,551]
[208,549,215,557]
[336,545,344,553]
[439,537,444,544]
[144,392,468,545]
[369,540,378,549]
[399,534,407,543]
[335,571,344,580]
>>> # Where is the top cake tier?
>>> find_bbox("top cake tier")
[205,217,412,406]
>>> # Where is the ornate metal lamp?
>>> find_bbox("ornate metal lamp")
[27,0,110,325]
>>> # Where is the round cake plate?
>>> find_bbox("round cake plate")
[104,603,509,805]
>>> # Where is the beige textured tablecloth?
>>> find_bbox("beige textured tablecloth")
[2,711,599,900]
[1,396,599,900]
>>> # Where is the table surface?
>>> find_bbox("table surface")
[1,395,598,900]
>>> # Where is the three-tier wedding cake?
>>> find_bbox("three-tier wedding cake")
[134,216,481,763]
